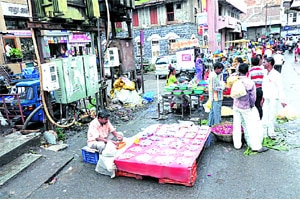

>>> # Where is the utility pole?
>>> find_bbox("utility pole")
[265,3,268,37]
[140,30,145,94]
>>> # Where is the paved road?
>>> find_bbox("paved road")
[1,52,300,199]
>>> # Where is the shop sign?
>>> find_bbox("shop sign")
[1,2,29,17]
[197,12,208,26]
[44,30,69,36]
[8,30,31,37]
[170,39,199,50]
[46,36,68,44]
[69,33,91,43]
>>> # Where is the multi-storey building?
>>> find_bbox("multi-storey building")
[0,0,33,72]
[241,0,300,41]
[117,0,246,64]
[282,0,300,37]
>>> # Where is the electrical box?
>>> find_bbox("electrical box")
[107,47,120,67]
[41,62,60,91]
[82,55,99,96]
[52,57,87,104]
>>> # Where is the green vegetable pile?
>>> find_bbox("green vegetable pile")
[244,127,293,156]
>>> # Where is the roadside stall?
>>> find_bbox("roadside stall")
[114,123,211,186]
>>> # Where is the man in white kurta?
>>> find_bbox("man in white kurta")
[261,57,287,139]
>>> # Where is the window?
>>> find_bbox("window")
[3,38,16,49]
[132,11,139,27]
[168,39,176,52]
[5,17,28,30]
[150,7,158,25]
[176,4,181,9]
[15,87,34,100]
[136,41,144,56]
[293,13,297,22]
[151,40,160,59]
[20,38,35,61]
[166,3,174,22]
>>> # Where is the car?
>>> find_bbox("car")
[154,55,180,78]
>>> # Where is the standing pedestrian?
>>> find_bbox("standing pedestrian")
[5,42,12,58]
[232,63,268,152]
[261,57,287,139]
[221,56,230,81]
[207,62,224,127]
[195,54,204,82]
[273,50,285,73]
[247,57,265,119]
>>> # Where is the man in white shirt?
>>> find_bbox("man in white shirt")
[273,50,285,73]
[264,46,273,58]
[5,43,12,57]
[261,57,287,140]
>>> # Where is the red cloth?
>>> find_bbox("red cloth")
[114,124,210,182]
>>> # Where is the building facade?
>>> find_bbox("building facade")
[116,0,246,64]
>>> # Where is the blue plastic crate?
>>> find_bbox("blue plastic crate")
[81,147,99,164]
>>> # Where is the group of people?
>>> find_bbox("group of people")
[207,53,287,153]
[86,49,287,156]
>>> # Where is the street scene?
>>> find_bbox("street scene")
[0,0,300,199]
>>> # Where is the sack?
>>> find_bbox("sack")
[230,79,247,98]
[102,141,117,157]
[276,105,299,121]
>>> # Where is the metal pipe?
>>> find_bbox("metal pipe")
[265,3,268,36]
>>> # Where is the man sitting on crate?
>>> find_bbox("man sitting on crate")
[87,109,123,154]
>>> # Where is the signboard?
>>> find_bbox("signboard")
[8,30,31,37]
[181,54,192,61]
[1,2,29,17]
[170,39,199,50]
[69,33,91,43]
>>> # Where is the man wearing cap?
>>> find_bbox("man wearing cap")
[273,50,285,73]
[87,109,123,153]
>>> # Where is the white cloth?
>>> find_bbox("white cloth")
[262,98,280,137]
[262,69,286,102]
[114,89,142,105]
[264,49,272,58]
[273,53,285,65]
[261,68,286,137]
[5,44,11,57]
[232,106,263,150]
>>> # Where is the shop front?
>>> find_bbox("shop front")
[68,33,92,56]
[41,30,70,59]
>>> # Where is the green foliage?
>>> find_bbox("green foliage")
[56,128,66,141]
[145,63,155,72]
[9,48,23,58]
[116,28,122,33]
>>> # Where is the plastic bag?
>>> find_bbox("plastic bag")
[230,79,246,98]
[203,100,211,113]
[102,141,117,157]
[276,106,299,121]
